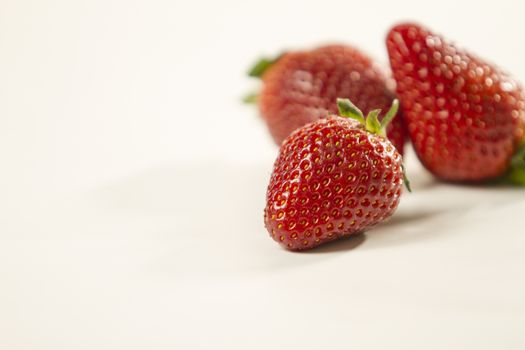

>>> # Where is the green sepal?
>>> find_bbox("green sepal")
[337,98,400,138]
[502,143,525,186]
[511,142,525,169]
[244,54,282,105]
[248,54,282,78]
[380,99,399,132]
[242,92,258,104]
[401,163,412,192]
[505,168,525,185]
[337,98,365,124]
[365,109,382,134]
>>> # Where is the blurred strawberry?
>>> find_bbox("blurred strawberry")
[387,23,525,183]
[247,45,407,153]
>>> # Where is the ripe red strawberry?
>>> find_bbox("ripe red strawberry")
[264,98,405,250]
[247,45,407,154]
[386,23,525,183]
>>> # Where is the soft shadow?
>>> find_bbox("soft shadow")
[383,208,447,227]
[85,160,525,258]
[363,209,450,249]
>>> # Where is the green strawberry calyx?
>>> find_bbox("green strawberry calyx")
[337,97,411,192]
[242,93,258,104]
[336,98,399,137]
[248,55,282,78]
[504,142,525,185]
[243,54,283,104]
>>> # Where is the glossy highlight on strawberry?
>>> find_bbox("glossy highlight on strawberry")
[248,45,407,153]
[386,23,525,182]
[264,99,404,250]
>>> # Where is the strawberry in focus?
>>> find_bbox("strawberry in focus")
[247,45,407,154]
[264,98,405,250]
[386,23,525,183]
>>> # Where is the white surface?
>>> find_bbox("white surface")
[1,0,525,349]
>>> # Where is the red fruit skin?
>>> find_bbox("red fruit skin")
[264,116,403,251]
[387,23,525,181]
[258,45,407,154]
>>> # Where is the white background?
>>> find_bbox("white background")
[1,0,525,348]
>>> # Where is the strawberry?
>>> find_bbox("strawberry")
[247,45,407,154]
[264,98,406,250]
[386,23,525,183]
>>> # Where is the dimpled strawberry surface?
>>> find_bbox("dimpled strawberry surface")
[264,116,403,250]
